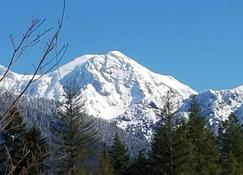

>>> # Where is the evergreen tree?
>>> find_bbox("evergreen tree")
[186,99,219,175]
[98,144,114,175]
[218,113,243,174]
[51,85,97,175]
[24,126,49,174]
[0,107,49,175]
[109,134,130,175]
[130,149,148,175]
[0,107,27,174]
[172,121,194,175]
[149,89,187,175]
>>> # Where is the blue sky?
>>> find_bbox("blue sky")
[0,0,243,92]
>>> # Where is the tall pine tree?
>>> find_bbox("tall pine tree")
[218,113,243,174]
[98,144,115,175]
[130,149,148,175]
[109,134,130,175]
[0,107,27,174]
[186,99,219,175]
[0,107,49,175]
[24,126,49,174]
[149,89,188,175]
[172,120,194,175]
[51,85,97,175]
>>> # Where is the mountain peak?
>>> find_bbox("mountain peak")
[107,50,127,58]
[234,85,243,91]
[0,51,197,122]
[1,51,243,145]
[2,51,243,141]
[57,51,131,75]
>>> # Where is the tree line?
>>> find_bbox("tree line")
[129,91,243,175]
[1,89,243,175]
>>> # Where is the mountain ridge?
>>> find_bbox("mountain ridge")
[0,51,243,140]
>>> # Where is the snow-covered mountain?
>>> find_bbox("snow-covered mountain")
[182,85,243,126]
[1,51,243,140]
[0,51,196,139]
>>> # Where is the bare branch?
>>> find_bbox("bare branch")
[7,150,31,175]
[0,0,67,131]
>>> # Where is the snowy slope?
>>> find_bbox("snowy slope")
[182,85,243,128]
[1,51,243,140]
[0,51,197,139]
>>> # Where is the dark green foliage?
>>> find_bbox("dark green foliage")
[51,86,97,175]
[98,144,115,175]
[24,126,49,174]
[172,121,194,175]
[0,108,27,174]
[186,100,219,175]
[0,107,49,175]
[149,90,188,175]
[109,134,130,175]
[130,150,148,175]
[150,124,174,174]
[150,120,195,175]
[149,93,220,175]
[149,91,174,174]
[218,113,243,174]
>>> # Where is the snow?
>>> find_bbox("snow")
[182,85,243,126]
[1,50,243,139]
[0,51,197,138]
